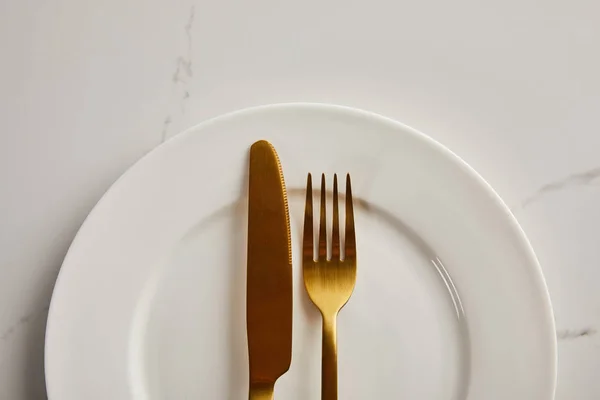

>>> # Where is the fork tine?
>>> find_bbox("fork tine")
[331,174,340,260]
[303,173,314,263]
[344,174,356,262]
[318,174,327,260]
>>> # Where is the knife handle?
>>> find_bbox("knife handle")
[322,313,338,400]
[249,382,274,400]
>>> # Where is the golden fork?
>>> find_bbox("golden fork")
[303,173,357,400]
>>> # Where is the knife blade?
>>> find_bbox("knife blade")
[247,140,293,400]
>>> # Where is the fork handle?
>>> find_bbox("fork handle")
[249,382,274,400]
[322,313,338,400]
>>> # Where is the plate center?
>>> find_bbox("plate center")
[134,191,469,399]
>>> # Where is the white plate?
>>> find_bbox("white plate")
[45,103,556,400]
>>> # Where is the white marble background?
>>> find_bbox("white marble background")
[1,0,599,398]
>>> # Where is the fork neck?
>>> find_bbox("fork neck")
[321,312,339,400]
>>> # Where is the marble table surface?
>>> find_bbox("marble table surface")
[1,0,599,398]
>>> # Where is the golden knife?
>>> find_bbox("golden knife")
[247,140,293,400]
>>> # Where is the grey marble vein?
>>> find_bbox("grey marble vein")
[1,306,50,341]
[172,6,195,84]
[161,115,172,143]
[185,6,195,52]
[161,6,195,143]
[517,167,600,210]
[557,328,597,340]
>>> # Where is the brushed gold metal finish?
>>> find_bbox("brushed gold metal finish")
[303,173,357,400]
[248,383,274,400]
[247,140,292,400]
